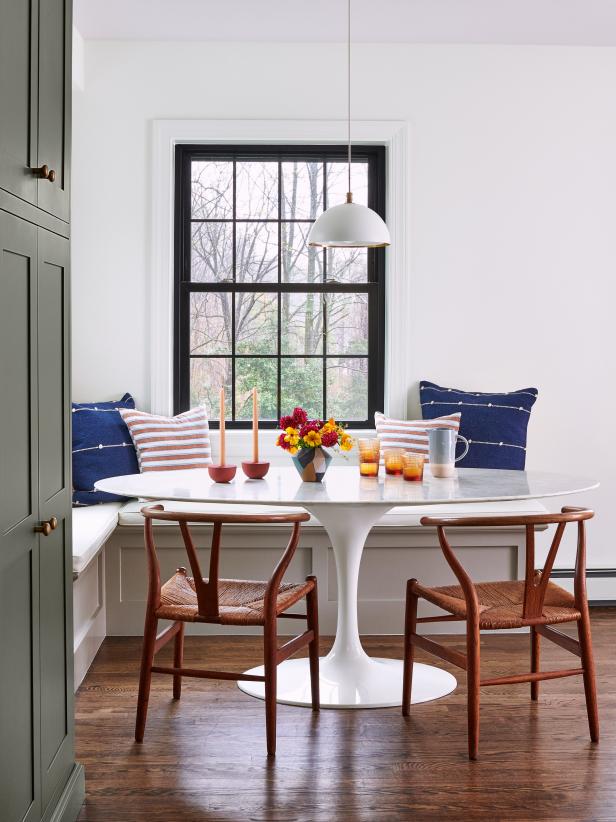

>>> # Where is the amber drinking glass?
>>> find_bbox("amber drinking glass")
[402,452,425,482]
[383,448,405,476]
[358,438,380,477]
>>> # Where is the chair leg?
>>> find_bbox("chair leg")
[135,610,158,743]
[577,611,599,743]
[264,614,278,756]
[402,580,418,717]
[530,626,540,701]
[173,622,185,700]
[306,576,320,711]
[466,619,481,760]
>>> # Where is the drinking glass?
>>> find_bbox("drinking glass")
[358,438,380,477]
[402,452,425,482]
[383,448,405,476]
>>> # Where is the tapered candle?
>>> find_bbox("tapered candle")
[219,387,226,466]
[252,387,259,462]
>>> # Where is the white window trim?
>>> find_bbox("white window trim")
[150,118,410,432]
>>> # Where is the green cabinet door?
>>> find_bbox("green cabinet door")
[36,0,72,222]
[0,0,38,205]
[37,227,74,816]
[0,210,42,822]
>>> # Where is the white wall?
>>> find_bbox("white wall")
[72,41,616,568]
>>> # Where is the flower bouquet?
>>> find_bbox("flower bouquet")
[276,407,353,482]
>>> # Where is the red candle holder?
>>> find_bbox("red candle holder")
[208,464,237,483]
[241,460,270,480]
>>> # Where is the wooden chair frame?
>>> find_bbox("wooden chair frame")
[135,504,320,756]
[402,506,599,759]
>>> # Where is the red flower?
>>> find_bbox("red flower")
[292,407,308,426]
[279,415,295,430]
[321,430,339,448]
[277,433,291,450]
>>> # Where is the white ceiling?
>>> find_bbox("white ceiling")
[74,0,616,45]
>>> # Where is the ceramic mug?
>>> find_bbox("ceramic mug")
[428,427,469,477]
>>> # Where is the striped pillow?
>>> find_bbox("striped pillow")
[119,407,212,472]
[374,411,461,462]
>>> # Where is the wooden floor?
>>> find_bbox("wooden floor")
[76,610,616,822]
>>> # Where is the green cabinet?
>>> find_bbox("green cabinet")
[0,0,72,222]
[0,0,81,819]
[0,212,81,822]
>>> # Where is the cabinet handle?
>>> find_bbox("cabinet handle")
[34,517,58,536]
[31,164,56,182]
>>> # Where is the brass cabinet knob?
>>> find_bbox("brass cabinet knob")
[34,517,58,536]
[31,164,56,182]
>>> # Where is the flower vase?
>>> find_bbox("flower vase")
[291,446,332,482]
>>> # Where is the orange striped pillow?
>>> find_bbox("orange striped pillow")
[374,411,461,462]
[119,407,212,472]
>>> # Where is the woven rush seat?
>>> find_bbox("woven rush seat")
[157,570,315,626]
[413,579,581,629]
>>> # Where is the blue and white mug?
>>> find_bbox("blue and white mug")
[428,427,469,477]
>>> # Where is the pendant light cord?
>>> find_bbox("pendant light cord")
[347,0,352,199]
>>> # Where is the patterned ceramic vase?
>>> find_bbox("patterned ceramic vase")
[291,446,332,482]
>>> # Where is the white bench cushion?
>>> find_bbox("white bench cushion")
[72,502,123,575]
[116,498,546,529]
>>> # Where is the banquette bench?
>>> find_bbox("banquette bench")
[72,498,550,689]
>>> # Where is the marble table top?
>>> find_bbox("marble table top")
[96,466,598,507]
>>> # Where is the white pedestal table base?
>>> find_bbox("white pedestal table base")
[239,502,457,709]
[238,656,456,709]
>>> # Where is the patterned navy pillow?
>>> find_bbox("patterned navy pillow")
[420,380,538,470]
[72,393,139,505]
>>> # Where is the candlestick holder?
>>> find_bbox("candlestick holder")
[241,460,270,480]
[208,464,237,483]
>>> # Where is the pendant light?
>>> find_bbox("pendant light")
[308,0,390,249]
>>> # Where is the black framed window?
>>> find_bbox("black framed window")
[174,144,386,428]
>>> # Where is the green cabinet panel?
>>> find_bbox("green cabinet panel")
[36,0,72,222]
[0,0,37,205]
[0,211,41,822]
[37,229,74,814]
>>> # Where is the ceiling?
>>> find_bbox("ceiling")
[74,0,616,45]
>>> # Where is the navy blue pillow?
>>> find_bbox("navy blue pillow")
[420,380,538,470]
[72,393,139,505]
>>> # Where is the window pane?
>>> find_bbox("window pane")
[191,222,233,282]
[327,358,368,420]
[281,358,323,420]
[326,161,368,207]
[327,247,368,283]
[281,292,323,355]
[190,292,232,355]
[235,358,278,421]
[235,292,278,355]
[281,222,323,283]
[236,221,278,284]
[191,160,233,219]
[236,161,278,219]
[190,358,232,420]
[325,293,369,355]
[281,161,323,219]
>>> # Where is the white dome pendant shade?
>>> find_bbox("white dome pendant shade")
[308,193,390,248]
[307,0,390,250]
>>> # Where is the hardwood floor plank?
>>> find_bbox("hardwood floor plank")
[76,610,616,821]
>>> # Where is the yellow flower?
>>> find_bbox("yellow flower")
[340,435,353,451]
[284,427,300,446]
[304,430,322,448]
[289,446,299,455]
